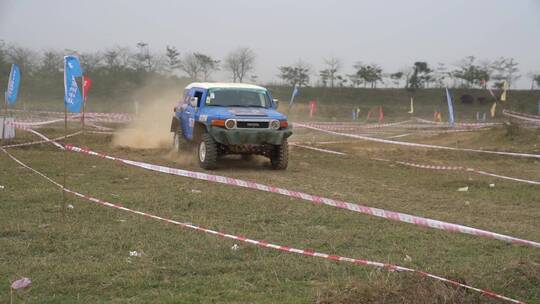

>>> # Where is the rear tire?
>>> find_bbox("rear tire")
[173,127,186,152]
[270,139,288,170]
[198,133,218,170]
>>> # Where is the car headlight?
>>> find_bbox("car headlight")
[225,119,236,129]
[270,120,280,129]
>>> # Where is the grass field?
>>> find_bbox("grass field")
[1,106,540,303]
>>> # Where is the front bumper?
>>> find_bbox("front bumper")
[209,126,292,145]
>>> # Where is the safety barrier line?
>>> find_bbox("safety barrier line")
[374,158,540,186]
[290,143,347,155]
[0,148,526,304]
[1,131,82,149]
[16,127,540,249]
[413,117,502,127]
[502,110,540,124]
[297,123,540,159]
[64,143,540,248]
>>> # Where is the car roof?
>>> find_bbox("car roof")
[185,82,267,90]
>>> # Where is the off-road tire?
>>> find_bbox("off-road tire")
[173,127,186,152]
[270,139,288,170]
[198,133,218,170]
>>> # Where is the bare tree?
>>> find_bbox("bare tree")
[347,73,362,88]
[224,47,255,82]
[165,46,181,75]
[433,62,449,88]
[528,72,540,90]
[134,42,153,72]
[180,53,200,80]
[103,46,131,71]
[491,57,520,88]
[0,40,7,71]
[6,45,38,74]
[322,57,341,87]
[451,56,490,88]
[195,53,219,81]
[180,52,220,81]
[80,52,102,74]
[103,49,120,71]
[39,50,63,75]
[389,72,404,88]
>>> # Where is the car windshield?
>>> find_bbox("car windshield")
[206,89,270,108]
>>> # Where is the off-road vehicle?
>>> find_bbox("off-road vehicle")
[170,82,292,170]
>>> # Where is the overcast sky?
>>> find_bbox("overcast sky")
[1,0,539,88]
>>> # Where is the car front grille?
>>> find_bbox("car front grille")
[236,121,269,129]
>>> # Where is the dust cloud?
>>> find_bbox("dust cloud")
[112,78,187,149]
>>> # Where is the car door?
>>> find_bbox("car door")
[181,88,204,140]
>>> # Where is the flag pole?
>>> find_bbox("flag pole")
[62,104,68,216]
[82,82,86,135]
[62,57,68,216]
[1,91,7,143]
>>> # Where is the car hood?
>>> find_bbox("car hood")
[201,106,287,120]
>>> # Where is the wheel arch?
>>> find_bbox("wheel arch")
[170,116,181,132]
[193,122,209,142]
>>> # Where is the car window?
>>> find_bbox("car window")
[194,90,203,107]
[206,89,269,107]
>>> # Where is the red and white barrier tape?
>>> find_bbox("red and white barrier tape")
[297,123,540,159]
[0,148,527,304]
[85,121,114,131]
[502,110,540,124]
[86,130,115,135]
[374,158,540,186]
[13,118,66,126]
[361,120,413,129]
[13,126,540,248]
[11,109,132,118]
[11,110,134,124]
[503,110,540,120]
[413,117,502,127]
[1,131,82,149]
[290,143,347,155]
[59,143,540,249]
[386,133,412,139]
[295,120,412,131]
[12,115,99,128]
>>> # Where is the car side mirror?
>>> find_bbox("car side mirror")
[273,99,279,108]
[190,96,198,107]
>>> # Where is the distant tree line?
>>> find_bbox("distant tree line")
[1,39,540,93]
[279,55,539,90]
[0,40,257,82]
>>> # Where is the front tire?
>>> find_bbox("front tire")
[198,133,218,170]
[270,139,288,170]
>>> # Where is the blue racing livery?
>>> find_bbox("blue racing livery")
[170,82,292,170]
